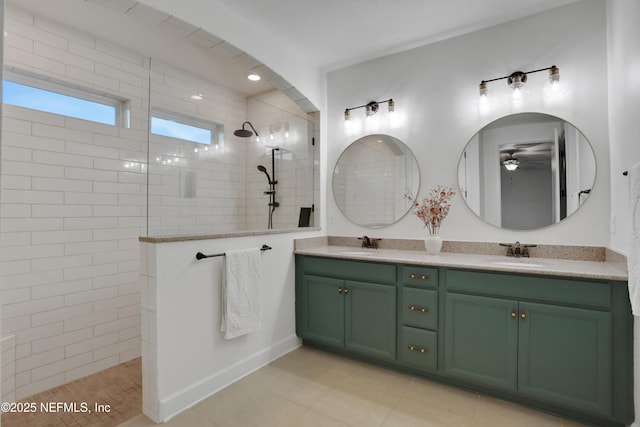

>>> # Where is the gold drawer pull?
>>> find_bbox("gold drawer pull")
[408,306,429,313]
[338,287,342,294]
[344,288,349,295]
[408,345,427,353]
[511,309,516,319]
[520,311,526,321]
[409,273,429,280]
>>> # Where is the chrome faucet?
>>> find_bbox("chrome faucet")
[358,235,381,249]
[499,241,537,257]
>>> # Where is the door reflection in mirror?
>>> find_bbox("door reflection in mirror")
[458,113,596,230]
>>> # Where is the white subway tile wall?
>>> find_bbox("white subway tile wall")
[1,3,318,401]
[147,61,316,235]
[245,92,316,230]
[1,4,148,400]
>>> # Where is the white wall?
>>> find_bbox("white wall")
[327,0,609,245]
[136,0,323,112]
[608,0,640,252]
[607,1,640,425]
[140,231,319,422]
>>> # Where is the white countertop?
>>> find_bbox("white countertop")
[294,245,628,281]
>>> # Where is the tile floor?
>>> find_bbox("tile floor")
[120,347,588,427]
[1,357,141,427]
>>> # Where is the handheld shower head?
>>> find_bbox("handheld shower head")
[234,121,259,138]
[257,165,272,183]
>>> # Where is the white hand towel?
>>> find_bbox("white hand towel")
[221,248,263,339]
[628,163,640,315]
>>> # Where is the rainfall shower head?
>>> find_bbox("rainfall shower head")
[234,121,259,138]
[257,165,272,183]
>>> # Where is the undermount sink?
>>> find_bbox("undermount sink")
[486,258,546,269]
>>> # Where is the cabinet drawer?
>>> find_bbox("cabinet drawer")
[401,326,437,371]
[446,270,611,309]
[402,265,438,288]
[402,288,438,330]
[301,256,396,284]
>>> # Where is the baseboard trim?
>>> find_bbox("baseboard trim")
[158,334,301,421]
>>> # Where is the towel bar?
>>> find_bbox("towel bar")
[195,244,272,260]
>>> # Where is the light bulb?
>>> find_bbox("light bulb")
[549,66,560,84]
[479,81,488,97]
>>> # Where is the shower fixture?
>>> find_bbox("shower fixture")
[257,164,272,184]
[257,148,280,229]
[234,121,259,138]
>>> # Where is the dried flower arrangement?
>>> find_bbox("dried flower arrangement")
[405,185,456,235]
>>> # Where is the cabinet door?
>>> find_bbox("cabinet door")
[301,275,345,348]
[444,293,518,391]
[344,280,397,361]
[518,302,612,416]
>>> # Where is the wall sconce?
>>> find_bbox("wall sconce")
[479,65,559,97]
[344,98,394,121]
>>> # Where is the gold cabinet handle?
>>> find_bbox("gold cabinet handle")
[520,311,526,320]
[409,273,429,280]
[338,287,342,294]
[344,288,349,295]
[511,309,516,319]
[408,345,427,353]
[408,306,429,313]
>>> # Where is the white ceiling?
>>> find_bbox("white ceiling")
[8,0,581,98]
[213,0,582,71]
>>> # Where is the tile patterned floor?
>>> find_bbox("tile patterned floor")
[1,357,141,427]
[119,347,588,427]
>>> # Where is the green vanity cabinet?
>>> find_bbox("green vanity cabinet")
[444,293,518,390]
[399,265,440,371]
[295,255,633,426]
[444,294,612,415]
[344,280,397,360]
[300,275,344,348]
[517,302,612,415]
[444,269,629,424]
[296,256,397,362]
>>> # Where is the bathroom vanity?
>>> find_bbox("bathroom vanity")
[294,245,633,427]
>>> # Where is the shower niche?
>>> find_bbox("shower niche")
[147,59,319,236]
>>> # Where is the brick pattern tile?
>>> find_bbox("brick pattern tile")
[1,358,141,427]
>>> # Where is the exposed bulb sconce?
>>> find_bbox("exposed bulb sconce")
[479,65,559,97]
[344,98,394,121]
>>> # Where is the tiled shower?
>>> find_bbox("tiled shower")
[0,0,318,404]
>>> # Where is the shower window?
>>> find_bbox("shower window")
[2,73,126,126]
[150,110,222,145]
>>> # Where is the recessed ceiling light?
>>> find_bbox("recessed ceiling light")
[247,73,261,82]
[191,93,203,100]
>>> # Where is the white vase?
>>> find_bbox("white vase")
[424,235,443,253]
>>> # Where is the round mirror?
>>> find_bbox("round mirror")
[333,134,420,228]
[458,113,596,230]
